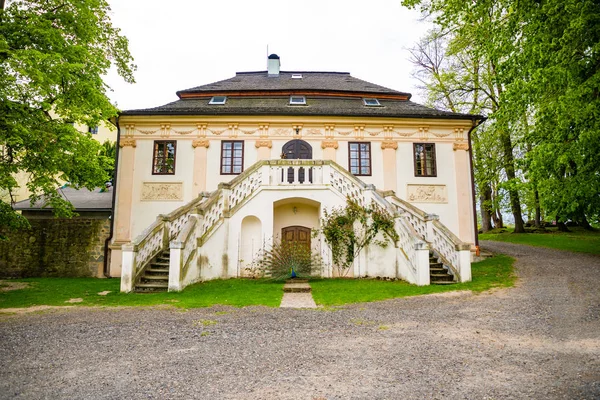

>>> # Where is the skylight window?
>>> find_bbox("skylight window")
[289,96,306,105]
[291,74,303,79]
[209,96,227,105]
[363,98,381,106]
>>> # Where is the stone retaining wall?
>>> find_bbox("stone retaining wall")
[0,215,110,278]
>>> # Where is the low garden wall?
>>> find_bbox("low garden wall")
[0,214,110,278]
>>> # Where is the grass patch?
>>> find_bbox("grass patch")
[479,226,600,255]
[311,254,515,306]
[0,278,283,309]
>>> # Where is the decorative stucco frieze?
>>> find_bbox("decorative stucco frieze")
[418,127,430,140]
[208,128,226,136]
[192,139,210,148]
[306,128,321,135]
[321,140,339,149]
[255,140,272,148]
[453,142,470,151]
[273,128,292,136]
[381,140,398,150]
[119,137,137,147]
[407,184,448,203]
[141,182,183,201]
[137,128,158,135]
[431,131,451,138]
[172,128,196,135]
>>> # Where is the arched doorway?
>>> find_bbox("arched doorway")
[282,140,313,183]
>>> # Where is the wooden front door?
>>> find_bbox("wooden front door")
[281,225,311,249]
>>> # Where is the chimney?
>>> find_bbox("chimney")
[267,54,280,77]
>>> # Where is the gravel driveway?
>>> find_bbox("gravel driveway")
[1,241,599,399]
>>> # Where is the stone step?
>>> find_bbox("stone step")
[135,282,168,289]
[430,274,454,282]
[431,280,455,285]
[156,257,170,263]
[286,279,309,284]
[283,282,312,293]
[150,261,169,268]
[430,262,443,268]
[145,268,169,274]
[141,275,168,281]
[429,267,447,274]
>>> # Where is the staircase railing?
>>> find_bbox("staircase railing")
[383,193,471,282]
[120,195,207,292]
[169,216,199,291]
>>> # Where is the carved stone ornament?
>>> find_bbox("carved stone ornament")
[192,139,210,148]
[255,140,272,148]
[381,140,398,150]
[119,137,137,148]
[321,140,339,149]
[453,142,470,151]
[407,184,448,203]
[141,182,183,201]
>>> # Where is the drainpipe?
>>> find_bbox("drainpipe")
[103,115,121,278]
[468,116,487,256]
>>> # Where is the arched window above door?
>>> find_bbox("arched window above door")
[282,139,312,159]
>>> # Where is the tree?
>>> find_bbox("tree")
[403,0,600,231]
[408,30,507,232]
[0,0,135,231]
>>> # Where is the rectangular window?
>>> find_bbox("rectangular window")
[88,126,99,134]
[152,140,176,175]
[348,142,371,176]
[414,143,437,177]
[221,141,244,174]
[289,96,306,105]
[363,98,381,106]
[209,96,227,104]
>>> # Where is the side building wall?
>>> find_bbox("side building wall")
[0,214,110,278]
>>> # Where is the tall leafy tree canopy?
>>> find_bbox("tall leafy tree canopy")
[0,0,135,230]
[403,0,600,229]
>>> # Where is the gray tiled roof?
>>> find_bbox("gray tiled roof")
[13,187,113,211]
[176,71,410,97]
[123,70,480,120]
[124,96,473,119]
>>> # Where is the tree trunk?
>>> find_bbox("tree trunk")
[499,129,525,233]
[579,215,594,231]
[556,215,570,232]
[534,187,541,228]
[480,184,493,232]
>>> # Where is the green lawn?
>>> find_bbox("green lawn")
[311,254,515,306]
[0,254,515,310]
[0,278,283,309]
[479,226,600,255]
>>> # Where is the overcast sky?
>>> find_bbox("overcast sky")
[104,0,432,111]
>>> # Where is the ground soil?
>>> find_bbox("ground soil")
[0,241,598,399]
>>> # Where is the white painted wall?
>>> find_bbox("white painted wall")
[130,139,195,239]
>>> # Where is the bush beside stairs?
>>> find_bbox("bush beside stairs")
[135,251,170,292]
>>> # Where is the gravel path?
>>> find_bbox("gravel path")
[1,241,599,399]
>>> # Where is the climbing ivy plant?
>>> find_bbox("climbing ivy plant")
[319,199,399,277]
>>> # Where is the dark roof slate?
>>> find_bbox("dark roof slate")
[124,96,473,119]
[13,187,113,211]
[176,71,410,97]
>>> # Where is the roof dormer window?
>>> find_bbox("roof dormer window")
[363,98,381,106]
[289,96,306,105]
[209,96,227,105]
[291,74,303,79]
